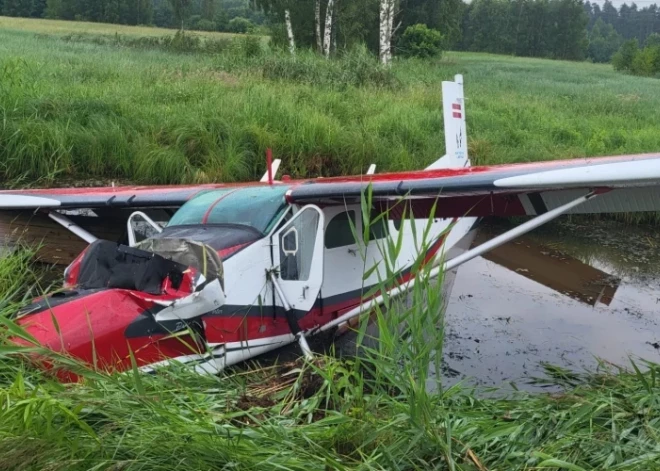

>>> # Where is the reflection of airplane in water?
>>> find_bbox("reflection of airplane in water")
[472,228,620,307]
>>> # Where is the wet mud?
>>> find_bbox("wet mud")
[441,217,660,392]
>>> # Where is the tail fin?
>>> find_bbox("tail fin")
[426,74,470,170]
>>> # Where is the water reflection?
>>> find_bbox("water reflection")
[442,218,660,392]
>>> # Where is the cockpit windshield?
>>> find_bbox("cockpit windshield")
[167,185,290,234]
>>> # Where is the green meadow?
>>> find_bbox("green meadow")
[2,17,660,471]
[1,17,659,189]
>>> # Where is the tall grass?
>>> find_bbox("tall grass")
[2,23,660,190]
[1,194,660,470]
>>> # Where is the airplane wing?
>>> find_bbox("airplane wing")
[287,153,660,218]
[0,183,238,210]
[2,152,660,218]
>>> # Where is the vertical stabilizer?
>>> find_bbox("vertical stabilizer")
[426,74,470,170]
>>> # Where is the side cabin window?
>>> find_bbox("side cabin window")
[325,211,357,249]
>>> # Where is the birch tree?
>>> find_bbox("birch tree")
[379,0,396,64]
[251,0,297,55]
[323,0,335,57]
[315,0,323,52]
[285,8,296,54]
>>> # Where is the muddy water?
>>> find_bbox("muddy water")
[441,218,660,392]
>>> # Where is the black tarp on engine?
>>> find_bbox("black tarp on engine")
[77,240,186,294]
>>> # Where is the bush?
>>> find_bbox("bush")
[196,19,217,32]
[612,39,639,71]
[397,24,444,59]
[646,33,660,49]
[162,30,202,53]
[236,35,263,58]
[630,45,660,77]
[227,17,254,34]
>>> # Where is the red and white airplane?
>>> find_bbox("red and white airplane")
[4,75,660,379]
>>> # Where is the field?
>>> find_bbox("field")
[0,15,240,38]
[2,17,660,471]
[1,17,660,188]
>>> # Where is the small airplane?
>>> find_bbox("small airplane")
[4,75,660,380]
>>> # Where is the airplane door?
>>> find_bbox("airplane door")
[271,205,325,315]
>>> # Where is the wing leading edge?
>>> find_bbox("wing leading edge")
[2,153,660,218]
[0,182,264,210]
[286,153,660,218]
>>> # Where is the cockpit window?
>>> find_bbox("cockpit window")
[167,185,290,234]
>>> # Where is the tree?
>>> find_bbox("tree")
[646,33,660,49]
[547,0,588,60]
[315,0,322,51]
[612,38,639,71]
[587,17,622,63]
[169,0,193,29]
[323,0,334,56]
[630,44,660,76]
[202,0,215,20]
[398,23,443,58]
[251,0,295,53]
[379,0,396,64]
[32,0,46,16]
[601,0,617,27]
[2,0,33,16]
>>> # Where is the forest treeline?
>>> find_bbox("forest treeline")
[1,0,659,65]
[585,0,660,63]
[0,0,265,33]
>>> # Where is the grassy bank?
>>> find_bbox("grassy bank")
[1,241,660,471]
[1,18,660,188]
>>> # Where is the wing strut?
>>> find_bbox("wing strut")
[46,211,98,244]
[314,190,599,335]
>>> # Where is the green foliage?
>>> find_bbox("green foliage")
[612,38,639,71]
[612,38,660,78]
[646,33,660,49]
[397,23,444,59]
[585,0,660,51]
[261,44,400,89]
[2,203,660,470]
[3,25,660,187]
[461,0,589,60]
[2,0,34,17]
[168,0,193,28]
[227,16,254,33]
[59,30,234,55]
[195,18,216,31]
[631,45,660,77]
[587,18,623,63]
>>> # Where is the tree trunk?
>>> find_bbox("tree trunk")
[386,0,395,63]
[323,0,334,57]
[315,0,322,53]
[285,9,296,55]
[379,0,394,65]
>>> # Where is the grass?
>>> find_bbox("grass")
[1,18,660,189]
[1,15,660,470]
[0,15,241,39]
[1,212,660,471]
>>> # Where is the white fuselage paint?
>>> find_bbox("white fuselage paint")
[141,74,477,374]
[144,206,478,375]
